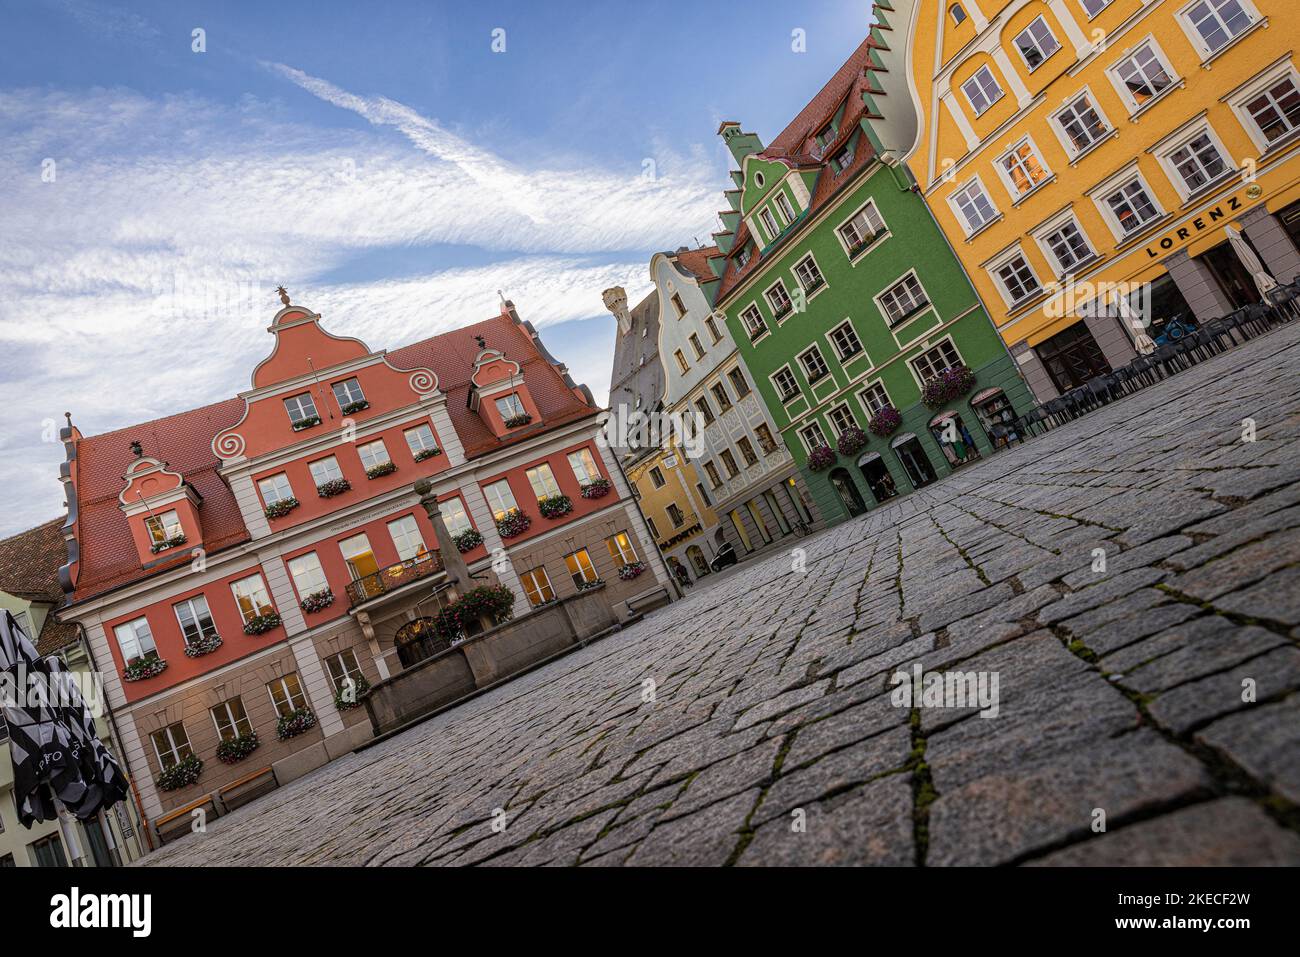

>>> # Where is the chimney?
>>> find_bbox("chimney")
[717,121,764,166]
[602,286,632,336]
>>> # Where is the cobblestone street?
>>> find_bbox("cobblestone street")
[147,324,1300,867]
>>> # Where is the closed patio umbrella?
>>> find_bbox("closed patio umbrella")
[1226,225,1278,298]
[0,610,130,826]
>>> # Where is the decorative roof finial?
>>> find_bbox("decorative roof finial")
[497,289,506,306]
[276,285,291,307]
[64,411,72,427]
[129,440,143,458]
[474,334,487,350]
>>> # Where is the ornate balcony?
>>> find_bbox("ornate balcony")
[345,552,445,609]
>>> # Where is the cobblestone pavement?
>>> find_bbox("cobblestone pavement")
[148,324,1300,866]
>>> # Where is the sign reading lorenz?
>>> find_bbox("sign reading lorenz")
[1144,187,1261,258]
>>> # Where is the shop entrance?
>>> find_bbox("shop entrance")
[828,468,867,517]
[928,411,982,467]
[857,453,897,504]
[1035,320,1112,393]
[1203,240,1262,309]
[891,434,938,489]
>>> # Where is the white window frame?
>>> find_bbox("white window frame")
[1228,60,1300,156]
[495,393,527,421]
[151,723,192,770]
[987,246,1044,308]
[961,65,1004,117]
[758,206,780,240]
[404,423,439,457]
[283,392,318,427]
[774,191,797,223]
[520,566,556,606]
[874,269,932,328]
[483,479,519,520]
[1050,88,1113,160]
[439,496,474,537]
[564,548,600,587]
[173,595,218,648]
[739,303,768,341]
[267,673,307,718]
[908,336,965,389]
[525,462,562,501]
[995,135,1053,202]
[288,552,329,598]
[858,380,892,418]
[567,448,601,486]
[1107,37,1180,116]
[258,472,294,506]
[792,252,826,295]
[325,649,364,696]
[606,531,639,566]
[144,509,183,545]
[771,365,801,403]
[835,199,888,260]
[1152,119,1235,202]
[230,573,275,623]
[827,403,858,438]
[949,176,999,234]
[1032,210,1098,276]
[1176,0,1260,62]
[1091,165,1165,242]
[308,456,343,487]
[357,439,391,471]
[764,279,793,320]
[1012,16,1060,72]
[827,320,865,362]
[211,696,253,742]
[113,617,156,662]
[387,515,428,563]
[798,421,830,453]
[1078,0,1113,18]
[798,344,831,384]
[331,377,365,409]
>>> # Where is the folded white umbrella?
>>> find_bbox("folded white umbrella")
[1226,225,1278,298]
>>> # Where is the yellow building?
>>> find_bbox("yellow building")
[873,0,1300,400]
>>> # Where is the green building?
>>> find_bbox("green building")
[709,35,1033,525]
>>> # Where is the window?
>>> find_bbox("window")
[1113,43,1174,110]
[772,366,800,402]
[284,393,318,427]
[994,254,1042,304]
[210,697,253,742]
[830,143,856,175]
[144,509,183,546]
[740,305,767,340]
[405,423,439,458]
[878,273,930,326]
[1055,93,1109,154]
[674,349,690,374]
[775,192,797,223]
[710,381,733,412]
[666,503,686,528]
[28,834,68,868]
[793,254,824,292]
[1243,76,1300,145]
[695,396,716,426]
[150,722,193,770]
[388,515,428,562]
[267,673,308,718]
[1166,132,1229,193]
[173,595,218,648]
[1042,219,1095,273]
[495,393,527,423]
[9,610,30,639]
[755,424,779,455]
[646,516,660,539]
[1104,178,1161,236]
[696,483,712,507]
[564,549,599,587]
[568,449,600,487]
[829,321,863,361]
[704,315,723,343]
[483,479,519,521]
[765,281,793,319]
[308,456,343,487]
[113,617,155,662]
[799,345,830,383]
[800,422,829,451]
[911,340,963,383]
[950,4,967,25]
[440,497,473,536]
[720,449,740,478]
[325,649,365,696]
[607,531,639,565]
[999,139,1049,196]
[838,201,885,255]
[1080,0,1111,15]
[727,367,751,398]
[1014,17,1060,70]
[258,473,294,506]
[860,382,892,417]
[689,333,706,360]
[828,405,858,437]
[670,292,687,318]
[648,466,666,489]
[1183,0,1254,55]
[288,552,328,597]
[953,179,997,232]
[704,461,723,489]
[758,206,780,238]
[331,378,365,409]
[736,244,753,269]
[339,534,378,582]
[520,567,556,606]
[357,439,391,471]
[525,463,562,501]
[230,573,275,623]
[961,66,1004,115]
[737,436,759,467]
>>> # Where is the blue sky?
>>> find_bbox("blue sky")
[0,0,868,535]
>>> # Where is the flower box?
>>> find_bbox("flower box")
[920,364,976,410]
[317,477,351,498]
[577,579,606,592]
[276,708,317,741]
[413,447,442,463]
[365,461,397,480]
[157,754,202,792]
[435,585,516,642]
[836,426,869,457]
[580,478,612,499]
[291,415,321,432]
[243,612,282,636]
[868,405,902,438]
[300,588,334,614]
[340,400,370,416]
[333,676,371,711]
[496,509,531,539]
[264,497,300,520]
[452,528,483,553]
[617,561,647,581]
[537,494,573,519]
[503,413,532,429]
[122,652,167,682]
[216,732,259,765]
[807,445,837,472]
[183,634,222,658]
[150,533,187,554]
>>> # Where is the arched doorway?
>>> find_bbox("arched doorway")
[857,451,898,504]
[828,468,867,517]
[686,545,710,577]
[890,433,938,488]
[395,616,451,669]
[928,411,982,467]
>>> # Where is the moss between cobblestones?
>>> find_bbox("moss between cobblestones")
[908,709,937,867]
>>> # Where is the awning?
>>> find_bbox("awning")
[890,432,919,448]
[928,410,957,427]
[970,387,1004,405]
[856,451,882,466]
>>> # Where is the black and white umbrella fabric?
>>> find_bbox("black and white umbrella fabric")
[0,609,130,826]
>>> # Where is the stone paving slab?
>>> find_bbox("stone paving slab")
[144,322,1300,867]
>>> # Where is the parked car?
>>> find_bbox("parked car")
[709,542,739,572]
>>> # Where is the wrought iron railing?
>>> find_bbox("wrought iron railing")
[345,552,445,608]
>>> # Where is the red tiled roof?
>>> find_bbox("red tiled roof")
[70,310,595,603]
[0,517,84,655]
[672,245,722,283]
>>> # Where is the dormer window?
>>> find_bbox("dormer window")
[759,207,780,238]
[496,393,530,428]
[831,143,856,175]
[737,244,753,268]
[332,378,368,414]
[815,122,838,151]
[144,510,184,551]
[774,192,796,223]
[285,393,320,431]
[950,4,967,25]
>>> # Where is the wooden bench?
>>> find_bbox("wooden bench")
[218,765,278,812]
[153,794,219,845]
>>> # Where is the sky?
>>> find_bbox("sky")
[0,0,869,536]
